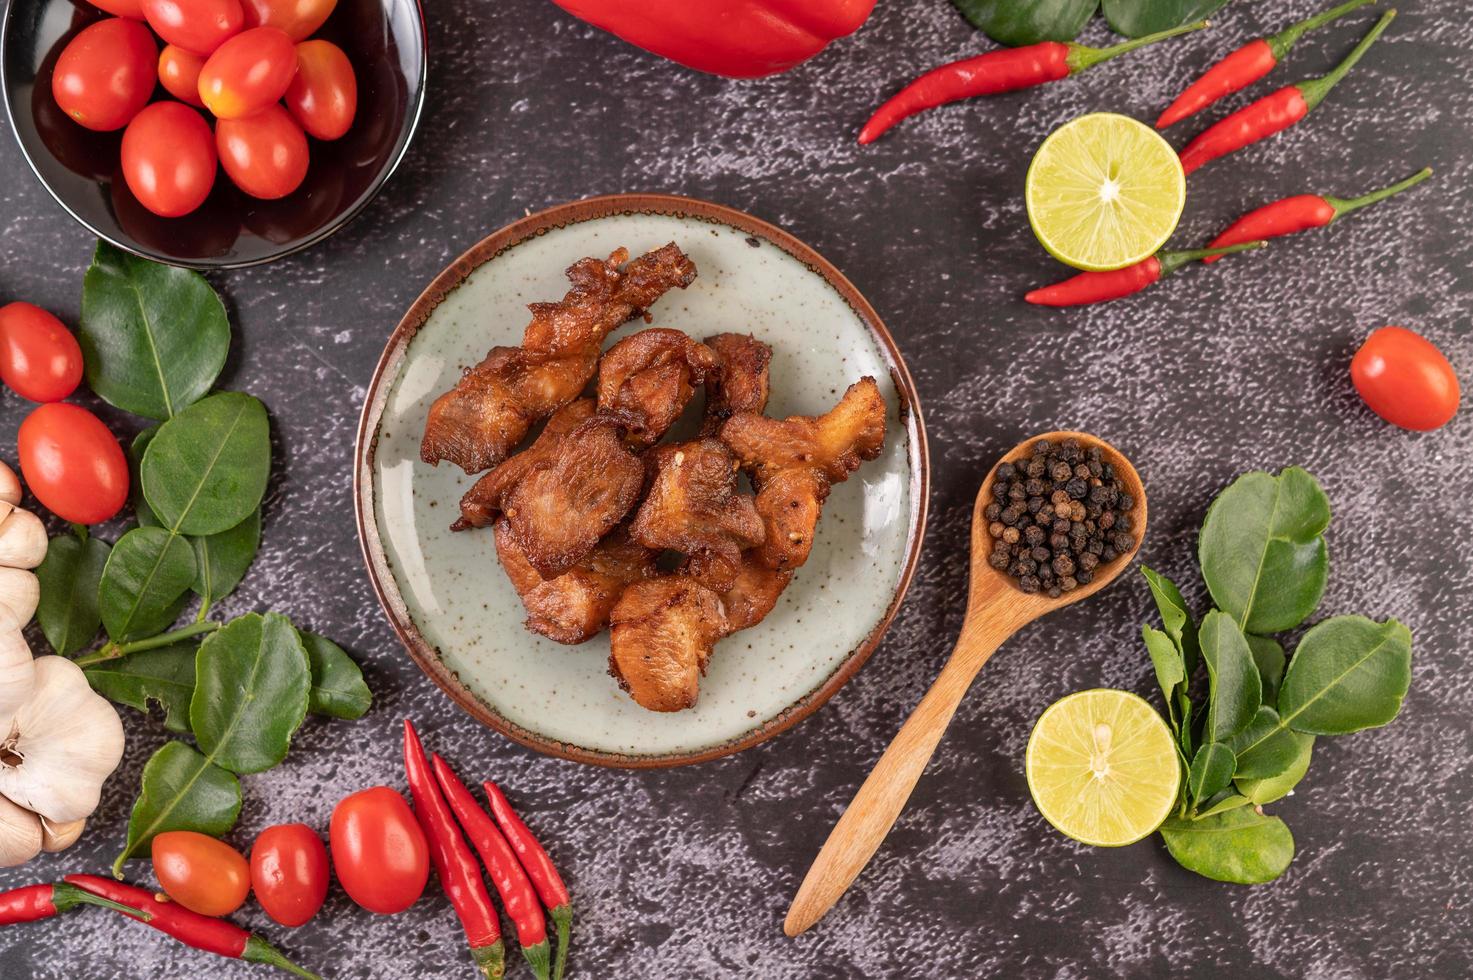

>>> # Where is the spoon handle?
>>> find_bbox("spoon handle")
[784,621,1009,936]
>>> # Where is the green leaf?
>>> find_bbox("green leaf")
[1160,808,1295,884]
[190,509,261,605]
[1229,705,1313,780]
[79,241,229,420]
[301,631,372,720]
[190,612,310,774]
[1248,635,1285,706]
[1187,741,1235,804]
[1199,611,1260,743]
[1143,625,1184,723]
[1195,791,1252,819]
[1277,616,1412,736]
[114,741,240,874]
[1177,697,1194,758]
[35,533,110,655]
[952,0,1099,46]
[1142,566,1198,676]
[84,643,197,733]
[1102,0,1231,38]
[1199,468,1330,634]
[99,527,196,642]
[130,426,161,528]
[142,392,271,537]
[1236,735,1314,805]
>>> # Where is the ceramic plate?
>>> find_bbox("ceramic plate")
[356,194,928,766]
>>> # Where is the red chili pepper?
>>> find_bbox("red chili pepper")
[1178,10,1395,176]
[432,754,552,980]
[859,21,1207,145]
[403,720,506,980]
[62,875,318,979]
[1025,241,1265,307]
[1156,0,1373,129]
[1203,167,1431,262]
[482,778,573,980]
[0,882,146,925]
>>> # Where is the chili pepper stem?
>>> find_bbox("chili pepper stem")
[1066,21,1209,73]
[50,882,152,920]
[1325,167,1432,220]
[1268,0,1375,60]
[523,938,553,980]
[1296,9,1396,111]
[242,936,323,980]
[1160,240,1267,276]
[551,903,572,980]
[473,940,507,980]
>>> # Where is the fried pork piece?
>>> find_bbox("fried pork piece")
[494,520,658,644]
[720,377,887,571]
[700,333,772,435]
[608,576,729,712]
[712,551,792,632]
[453,399,595,531]
[503,417,645,579]
[596,328,717,447]
[421,244,697,473]
[629,439,764,592]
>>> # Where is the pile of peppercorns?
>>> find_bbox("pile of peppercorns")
[984,437,1136,597]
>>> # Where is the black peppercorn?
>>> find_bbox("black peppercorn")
[985,502,1001,521]
[1019,575,1041,594]
[996,462,1016,483]
[1066,477,1088,499]
[1053,554,1075,576]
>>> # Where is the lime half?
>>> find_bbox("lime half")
[1025,689,1180,847]
[1026,113,1186,271]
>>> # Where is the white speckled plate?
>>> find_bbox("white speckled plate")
[355,195,928,766]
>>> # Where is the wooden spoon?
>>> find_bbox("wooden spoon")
[784,431,1147,937]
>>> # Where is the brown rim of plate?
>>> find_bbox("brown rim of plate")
[353,192,931,768]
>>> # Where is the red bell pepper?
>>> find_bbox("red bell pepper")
[548,0,877,78]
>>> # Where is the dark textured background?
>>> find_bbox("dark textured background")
[1,0,1469,976]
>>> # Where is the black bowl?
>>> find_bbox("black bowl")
[2,0,426,268]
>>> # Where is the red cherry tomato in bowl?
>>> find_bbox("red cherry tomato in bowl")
[122,101,218,218]
[198,27,297,119]
[284,40,356,141]
[17,403,128,525]
[0,303,83,403]
[251,823,330,927]
[159,44,207,107]
[1350,326,1461,431]
[87,0,146,17]
[330,787,428,915]
[141,0,245,55]
[51,18,158,132]
[241,0,337,41]
[217,104,309,199]
[152,831,251,917]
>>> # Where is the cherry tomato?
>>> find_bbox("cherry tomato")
[141,0,245,55]
[1350,326,1461,432]
[87,0,146,17]
[159,44,207,107]
[17,403,128,525]
[50,18,157,132]
[121,101,218,218]
[0,303,84,403]
[283,40,355,141]
[198,27,297,119]
[216,104,309,199]
[330,787,428,915]
[250,823,329,927]
[151,831,251,917]
[240,0,336,41]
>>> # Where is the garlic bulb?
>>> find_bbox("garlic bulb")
[0,619,34,722]
[0,567,38,626]
[0,790,42,868]
[40,815,85,852]
[0,656,125,823]
[0,462,18,527]
[0,510,45,569]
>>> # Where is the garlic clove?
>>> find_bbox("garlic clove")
[40,815,85,852]
[0,567,38,626]
[0,510,46,570]
[0,792,43,868]
[0,656,125,824]
[0,462,19,509]
[0,624,34,722]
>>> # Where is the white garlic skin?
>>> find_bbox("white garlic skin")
[0,792,43,868]
[0,510,46,569]
[0,568,38,627]
[40,815,85,852]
